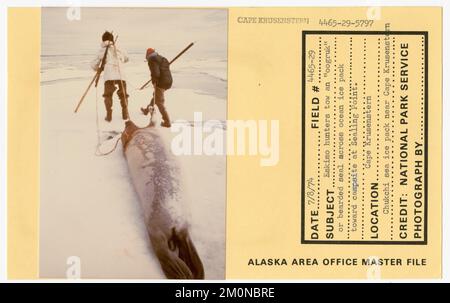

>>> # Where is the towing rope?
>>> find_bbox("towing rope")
[94,38,128,157]
[112,39,131,121]
[149,89,156,125]
[93,38,158,156]
[94,85,122,157]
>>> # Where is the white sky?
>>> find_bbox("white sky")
[42,7,227,59]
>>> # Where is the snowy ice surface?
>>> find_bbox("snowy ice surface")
[39,8,227,279]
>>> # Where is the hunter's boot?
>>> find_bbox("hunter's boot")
[104,97,113,122]
[157,103,171,128]
[120,98,129,120]
[122,107,129,120]
[141,97,155,116]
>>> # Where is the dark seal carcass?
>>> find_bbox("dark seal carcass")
[121,120,204,279]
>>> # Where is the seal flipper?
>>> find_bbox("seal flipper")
[121,120,139,150]
[175,229,205,279]
[148,227,194,279]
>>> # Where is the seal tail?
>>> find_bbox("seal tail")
[174,230,205,279]
[148,227,197,279]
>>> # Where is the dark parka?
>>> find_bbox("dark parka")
[148,54,173,90]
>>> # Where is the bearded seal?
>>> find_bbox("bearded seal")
[121,120,204,279]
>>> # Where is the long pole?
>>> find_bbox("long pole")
[139,42,194,90]
[74,35,116,113]
[111,35,129,120]
[74,74,99,113]
[168,42,194,65]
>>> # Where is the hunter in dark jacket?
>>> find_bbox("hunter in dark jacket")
[141,48,173,127]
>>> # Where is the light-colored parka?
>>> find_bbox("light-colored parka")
[91,41,129,82]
